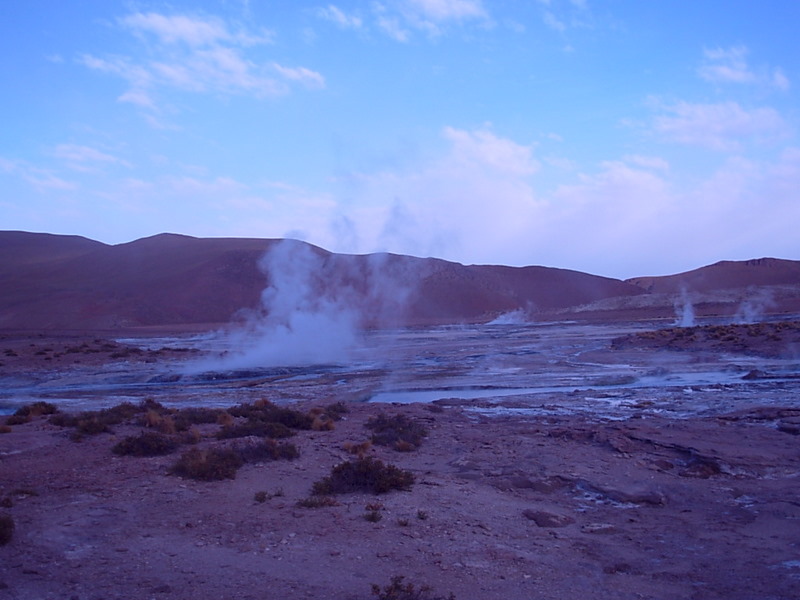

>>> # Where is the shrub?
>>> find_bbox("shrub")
[365,510,383,522]
[228,401,314,430]
[74,416,110,436]
[0,514,13,545]
[311,457,414,495]
[366,413,428,451]
[169,447,244,481]
[112,432,179,457]
[5,415,28,426]
[254,491,268,503]
[371,576,455,600]
[216,421,294,440]
[235,439,299,463]
[296,496,340,508]
[14,401,59,418]
[324,401,349,421]
[173,407,225,431]
[343,440,373,457]
[0,425,10,434]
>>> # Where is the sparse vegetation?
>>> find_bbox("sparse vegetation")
[169,447,244,481]
[173,407,226,431]
[0,514,14,545]
[371,576,455,600]
[112,431,179,456]
[366,413,428,451]
[5,401,60,425]
[296,496,340,508]
[228,400,315,430]
[365,510,383,522]
[324,401,349,421]
[216,420,295,440]
[234,438,299,463]
[311,457,414,495]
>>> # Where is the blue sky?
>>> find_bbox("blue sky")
[1,1,798,279]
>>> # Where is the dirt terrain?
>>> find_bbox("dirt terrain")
[1,327,800,600]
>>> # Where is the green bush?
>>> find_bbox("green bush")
[311,457,414,495]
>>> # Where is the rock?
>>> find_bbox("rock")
[679,458,721,479]
[522,509,575,528]
[777,419,800,435]
[581,523,619,534]
[580,481,667,506]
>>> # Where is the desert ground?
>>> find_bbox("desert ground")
[1,319,800,600]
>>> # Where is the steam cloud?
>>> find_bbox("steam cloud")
[733,288,776,324]
[673,289,695,327]
[193,240,418,371]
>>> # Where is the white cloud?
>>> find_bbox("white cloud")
[652,100,789,151]
[623,155,669,171]
[0,157,78,192]
[315,5,363,29]
[405,0,487,22]
[330,0,488,41]
[52,144,131,171]
[120,12,271,47]
[82,12,321,117]
[442,126,539,176]
[272,63,326,89]
[698,46,790,90]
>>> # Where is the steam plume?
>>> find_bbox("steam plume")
[193,240,418,370]
[673,288,695,327]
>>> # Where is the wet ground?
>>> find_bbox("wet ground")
[2,319,799,419]
[3,320,800,600]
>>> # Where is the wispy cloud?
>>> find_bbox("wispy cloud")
[272,63,326,89]
[405,0,487,22]
[120,12,271,47]
[317,0,488,41]
[536,0,591,33]
[52,144,131,172]
[652,100,789,151]
[81,11,323,118]
[0,157,78,192]
[698,45,790,90]
[315,5,364,29]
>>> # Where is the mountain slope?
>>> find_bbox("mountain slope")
[0,231,647,330]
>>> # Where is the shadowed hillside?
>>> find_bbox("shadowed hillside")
[0,231,646,330]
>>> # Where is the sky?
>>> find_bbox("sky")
[1,0,799,279]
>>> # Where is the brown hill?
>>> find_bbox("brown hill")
[627,258,800,293]
[0,231,644,331]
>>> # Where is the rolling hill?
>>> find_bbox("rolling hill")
[0,231,797,330]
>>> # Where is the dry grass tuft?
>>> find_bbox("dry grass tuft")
[371,575,455,600]
[312,457,414,495]
[366,413,429,451]
[112,431,179,457]
[169,447,244,481]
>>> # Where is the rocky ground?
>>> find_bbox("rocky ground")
[1,328,800,600]
[1,399,799,599]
